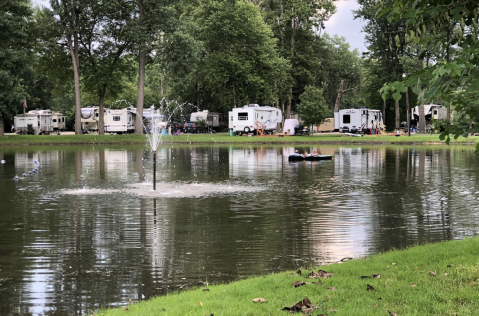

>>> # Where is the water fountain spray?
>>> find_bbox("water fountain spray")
[144,108,164,190]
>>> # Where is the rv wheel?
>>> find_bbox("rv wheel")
[244,127,250,133]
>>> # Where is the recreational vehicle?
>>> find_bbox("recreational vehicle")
[81,106,105,131]
[105,108,136,134]
[52,111,66,131]
[189,110,224,131]
[228,104,282,135]
[334,108,383,134]
[14,110,53,135]
[411,104,449,127]
[317,118,335,132]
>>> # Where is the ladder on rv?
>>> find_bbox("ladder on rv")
[255,121,265,136]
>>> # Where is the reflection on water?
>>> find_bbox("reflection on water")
[0,145,478,315]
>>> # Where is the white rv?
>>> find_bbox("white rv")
[228,104,282,135]
[334,108,383,134]
[52,111,66,131]
[14,110,53,135]
[411,104,449,126]
[189,110,224,131]
[105,108,136,134]
[81,106,104,131]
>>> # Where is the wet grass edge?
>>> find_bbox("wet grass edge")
[96,237,479,316]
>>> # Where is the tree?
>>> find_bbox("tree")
[355,0,408,129]
[261,0,336,119]
[383,0,479,142]
[0,0,32,135]
[49,0,94,134]
[319,34,362,111]
[123,0,175,134]
[194,0,288,112]
[297,86,331,128]
[80,2,133,134]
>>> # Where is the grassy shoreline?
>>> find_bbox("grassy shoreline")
[1,133,478,147]
[97,237,479,315]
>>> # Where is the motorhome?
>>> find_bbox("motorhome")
[14,110,53,135]
[52,111,66,131]
[228,104,282,135]
[334,108,384,134]
[189,110,224,131]
[105,107,136,134]
[411,104,449,127]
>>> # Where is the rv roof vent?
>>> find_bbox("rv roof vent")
[250,104,260,107]
[203,110,208,112]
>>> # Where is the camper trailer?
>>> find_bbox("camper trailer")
[81,106,104,131]
[334,108,383,134]
[317,118,335,132]
[189,110,224,131]
[228,104,282,135]
[14,110,53,135]
[52,111,66,131]
[105,108,136,134]
[411,104,449,127]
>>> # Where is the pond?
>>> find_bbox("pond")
[0,144,478,315]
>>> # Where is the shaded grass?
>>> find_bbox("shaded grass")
[1,133,478,147]
[98,237,479,315]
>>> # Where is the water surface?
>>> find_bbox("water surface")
[0,144,478,315]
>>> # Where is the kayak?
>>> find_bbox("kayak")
[288,154,333,161]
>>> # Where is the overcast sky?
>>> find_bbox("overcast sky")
[323,0,367,53]
[31,0,367,53]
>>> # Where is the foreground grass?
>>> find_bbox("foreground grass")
[1,133,478,146]
[98,237,479,316]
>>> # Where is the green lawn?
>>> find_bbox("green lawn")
[97,237,479,316]
[1,132,478,146]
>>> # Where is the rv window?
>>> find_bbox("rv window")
[96,113,99,117]
[434,110,437,115]
[53,119,57,122]
[343,114,351,124]
[238,112,248,120]
[113,116,121,121]
[214,117,217,121]
[62,118,65,122]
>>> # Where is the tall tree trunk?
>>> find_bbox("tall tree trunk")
[135,0,145,134]
[395,100,400,129]
[334,80,344,113]
[418,89,426,133]
[0,115,4,136]
[135,49,146,134]
[67,33,82,135]
[98,83,107,135]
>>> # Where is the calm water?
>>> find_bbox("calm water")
[0,144,478,315]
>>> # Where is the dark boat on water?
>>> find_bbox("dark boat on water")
[288,154,332,161]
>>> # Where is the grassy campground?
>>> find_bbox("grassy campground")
[0,132,478,146]
[97,237,479,316]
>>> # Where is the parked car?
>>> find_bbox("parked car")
[168,122,182,133]
[350,125,359,133]
[183,122,199,133]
